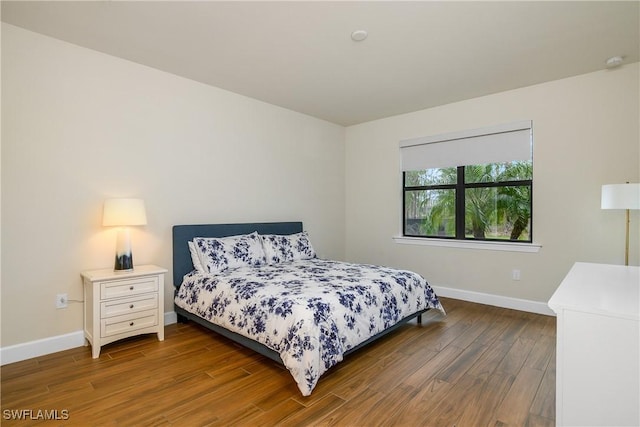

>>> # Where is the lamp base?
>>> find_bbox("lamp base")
[114,228,134,271]
[114,253,134,271]
[624,208,630,266]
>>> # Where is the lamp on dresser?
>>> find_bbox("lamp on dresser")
[102,198,147,271]
[601,183,640,265]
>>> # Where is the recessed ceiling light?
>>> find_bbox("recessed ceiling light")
[605,56,624,68]
[351,30,368,42]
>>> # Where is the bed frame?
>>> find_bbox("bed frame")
[172,221,430,365]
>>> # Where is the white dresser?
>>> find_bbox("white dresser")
[81,264,167,358]
[548,262,639,427]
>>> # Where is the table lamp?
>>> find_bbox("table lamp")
[102,198,147,271]
[601,183,640,265]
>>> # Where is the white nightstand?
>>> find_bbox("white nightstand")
[81,264,167,358]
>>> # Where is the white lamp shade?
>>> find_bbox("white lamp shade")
[102,198,147,226]
[601,184,640,210]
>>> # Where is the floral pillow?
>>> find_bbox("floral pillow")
[261,231,317,264]
[193,232,266,273]
[188,241,206,274]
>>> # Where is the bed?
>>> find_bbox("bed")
[172,222,444,396]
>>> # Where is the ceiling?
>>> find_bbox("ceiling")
[2,1,638,126]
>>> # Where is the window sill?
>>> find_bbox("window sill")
[392,236,542,253]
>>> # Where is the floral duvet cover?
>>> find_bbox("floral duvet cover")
[174,258,444,396]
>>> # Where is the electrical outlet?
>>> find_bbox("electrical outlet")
[512,269,521,281]
[56,293,68,309]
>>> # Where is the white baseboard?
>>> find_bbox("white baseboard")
[432,285,555,316]
[0,311,178,366]
[164,310,177,325]
[0,331,86,366]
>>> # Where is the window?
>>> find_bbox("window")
[401,121,533,242]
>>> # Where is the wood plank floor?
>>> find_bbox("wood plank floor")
[1,298,556,426]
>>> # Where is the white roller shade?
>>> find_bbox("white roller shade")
[400,120,532,171]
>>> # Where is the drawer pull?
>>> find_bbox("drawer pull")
[129,304,134,309]
[129,322,134,326]
[129,286,134,291]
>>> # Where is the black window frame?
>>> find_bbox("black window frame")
[403,165,533,242]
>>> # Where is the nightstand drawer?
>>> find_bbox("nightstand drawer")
[100,276,158,300]
[101,310,158,337]
[101,294,158,319]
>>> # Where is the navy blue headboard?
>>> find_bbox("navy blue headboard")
[172,221,303,288]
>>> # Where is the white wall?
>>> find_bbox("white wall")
[345,63,639,304]
[1,24,345,347]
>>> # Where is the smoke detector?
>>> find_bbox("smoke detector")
[605,56,624,68]
[351,30,368,42]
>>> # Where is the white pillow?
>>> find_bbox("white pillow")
[260,231,316,264]
[188,241,206,274]
[193,232,266,273]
